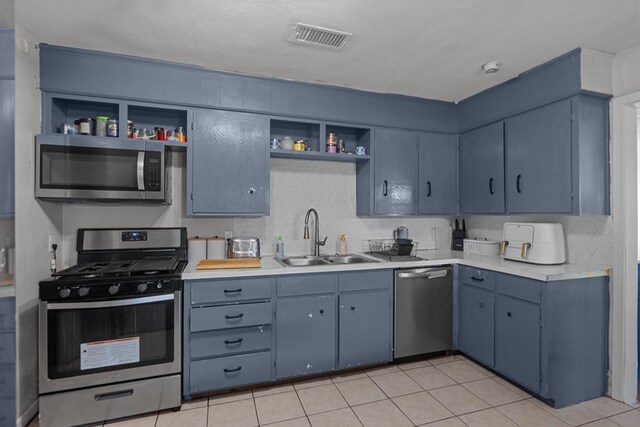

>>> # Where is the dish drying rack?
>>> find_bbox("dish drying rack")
[367,239,418,257]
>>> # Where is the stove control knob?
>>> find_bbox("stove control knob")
[78,287,90,297]
[108,284,121,295]
[59,288,71,299]
[137,283,148,293]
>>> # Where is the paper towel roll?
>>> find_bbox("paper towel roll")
[188,238,207,263]
[207,237,226,260]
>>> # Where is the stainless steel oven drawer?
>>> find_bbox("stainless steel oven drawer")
[189,351,271,394]
[191,278,273,305]
[191,325,272,360]
[190,302,272,332]
[39,374,181,427]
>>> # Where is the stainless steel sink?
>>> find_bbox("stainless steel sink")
[277,254,377,267]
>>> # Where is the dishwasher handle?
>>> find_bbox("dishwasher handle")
[397,269,449,279]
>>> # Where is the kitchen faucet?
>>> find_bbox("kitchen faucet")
[303,208,327,256]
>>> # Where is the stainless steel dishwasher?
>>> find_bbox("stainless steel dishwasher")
[394,267,452,359]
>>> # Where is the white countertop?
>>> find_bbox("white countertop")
[182,250,610,282]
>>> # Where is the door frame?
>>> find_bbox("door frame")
[611,90,640,404]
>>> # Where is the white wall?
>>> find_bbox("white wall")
[613,43,640,97]
[13,23,63,419]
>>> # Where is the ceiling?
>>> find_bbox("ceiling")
[16,0,640,102]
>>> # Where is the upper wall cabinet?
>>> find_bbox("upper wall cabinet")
[505,95,609,215]
[188,109,269,216]
[459,122,505,214]
[373,128,417,215]
[0,30,14,217]
[417,132,457,215]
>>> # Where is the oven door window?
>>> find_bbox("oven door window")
[40,145,142,191]
[46,295,174,379]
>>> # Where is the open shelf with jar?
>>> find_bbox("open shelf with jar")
[268,118,372,162]
[42,93,191,151]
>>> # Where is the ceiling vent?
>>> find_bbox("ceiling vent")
[291,23,352,49]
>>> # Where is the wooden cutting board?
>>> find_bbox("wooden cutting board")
[196,258,262,270]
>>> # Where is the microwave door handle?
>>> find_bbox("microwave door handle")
[137,152,145,190]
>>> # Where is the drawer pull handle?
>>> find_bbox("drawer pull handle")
[427,181,432,197]
[516,174,522,193]
[479,302,484,308]
[507,312,512,318]
[224,288,242,294]
[319,309,324,314]
[383,180,388,196]
[225,313,244,320]
[351,306,356,311]
[470,276,484,282]
[94,389,133,401]
[224,338,243,345]
[489,177,495,195]
[224,366,242,373]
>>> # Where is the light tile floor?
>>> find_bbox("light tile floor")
[27,355,640,427]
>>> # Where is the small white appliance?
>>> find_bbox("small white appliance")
[463,238,499,256]
[500,222,566,265]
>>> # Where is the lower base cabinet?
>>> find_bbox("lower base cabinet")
[457,266,608,408]
[339,290,391,369]
[494,295,541,393]
[276,295,336,378]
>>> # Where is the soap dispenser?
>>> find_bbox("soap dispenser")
[337,234,347,256]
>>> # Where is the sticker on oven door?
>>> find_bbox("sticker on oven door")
[80,337,140,370]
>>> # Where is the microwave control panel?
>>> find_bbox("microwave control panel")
[144,152,162,192]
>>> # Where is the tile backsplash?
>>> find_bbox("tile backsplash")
[234,159,452,256]
[235,159,613,268]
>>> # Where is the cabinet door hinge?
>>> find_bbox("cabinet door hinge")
[190,193,194,201]
[570,114,575,122]
[539,320,543,329]
[191,121,194,130]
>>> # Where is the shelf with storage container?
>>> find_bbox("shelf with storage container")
[269,118,321,151]
[42,93,191,151]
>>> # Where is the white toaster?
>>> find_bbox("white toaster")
[500,222,566,265]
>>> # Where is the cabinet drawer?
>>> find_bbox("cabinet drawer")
[338,270,391,292]
[191,326,271,359]
[277,274,336,297]
[189,351,271,393]
[0,299,15,332]
[461,266,495,291]
[0,363,15,399]
[0,334,15,364]
[191,278,273,305]
[190,302,272,332]
[0,399,15,427]
[496,274,541,304]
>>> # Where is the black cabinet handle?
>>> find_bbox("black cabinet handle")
[427,181,432,197]
[224,366,242,373]
[507,312,512,318]
[223,288,242,294]
[224,338,243,345]
[319,309,324,314]
[351,306,356,311]
[489,178,494,195]
[225,313,244,320]
[471,276,484,282]
[248,188,255,194]
[383,180,388,196]
[516,174,522,193]
[479,302,484,308]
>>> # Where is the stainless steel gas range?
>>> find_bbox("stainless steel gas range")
[38,227,187,427]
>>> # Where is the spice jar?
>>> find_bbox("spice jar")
[95,116,108,136]
[106,119,118,137]
[293,140,306,151]
[127,120,134,138]
[78,118,95,135]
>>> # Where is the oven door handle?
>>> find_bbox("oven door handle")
[137,151,145,191]
[47,293,174,310]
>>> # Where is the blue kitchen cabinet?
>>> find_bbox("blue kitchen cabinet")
[505,99,573,213]
[459,122,505,214]
[276,294,336,378]
[373,128,417,215]
[339,291,390,369]
[417,132,457,214]
[494,294,541,393]
[189,109,269,216]
[0,297,15,427]
[459,284,494,367]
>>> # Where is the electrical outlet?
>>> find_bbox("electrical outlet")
[224,231,233,240]
[48,235,55,252]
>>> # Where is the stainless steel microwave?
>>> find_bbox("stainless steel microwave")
[36,136,171,202]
